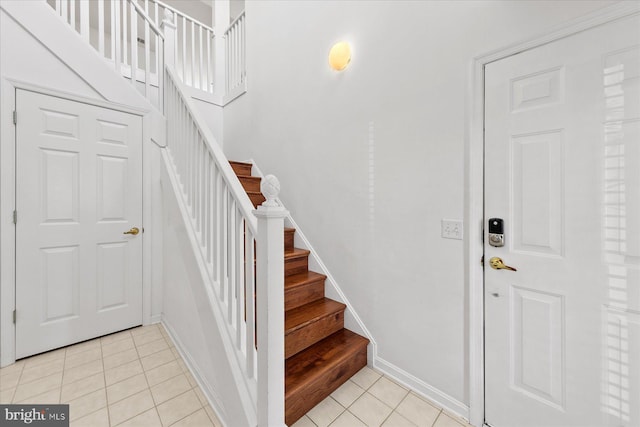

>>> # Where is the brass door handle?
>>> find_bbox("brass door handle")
[123,227,140,236]
[489,257,516,271]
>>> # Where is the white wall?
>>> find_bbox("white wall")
[193,98,224,145]
[223,0,619,411]
[0,9,101,99]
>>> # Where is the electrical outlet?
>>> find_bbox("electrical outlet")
[442,219,463,240]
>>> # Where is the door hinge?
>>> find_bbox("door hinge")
[12,310,16,324]
[481,255,484,267]
[12,110,16,125]
[12,210,17,224]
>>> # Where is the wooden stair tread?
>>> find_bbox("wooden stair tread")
[285,329,369,397]
[285,271,326,290]
[229,160,252,168]
[285,298,345,334]
[238,176,261,192]
[285,248,310,259]
[229,161,252,176]
[284,227,295,233]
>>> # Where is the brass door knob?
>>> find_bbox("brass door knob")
[123,227,140,236]
[489,257,516,271]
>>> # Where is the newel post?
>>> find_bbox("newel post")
[161,9,176,68]
[254,175,288,427]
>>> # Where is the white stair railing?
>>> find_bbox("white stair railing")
[48,0,243,102]
[48,0,165,107]
[224,10,247,101]
[164,65,286,427]
[164,18,285,425]
[144,0,215,95]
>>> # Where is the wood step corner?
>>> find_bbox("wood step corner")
[285,271,326,311]
[229,160,252,176]
[247,191,266,208]
[285,298,346,358]
[284,248,311,277]
[285,329,369,425]
[238,175,261,192]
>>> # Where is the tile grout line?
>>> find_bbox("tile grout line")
[59,348,67,405]
[111,326,156,427]
[321,371,382,427]
[338,374,390,427]
[155,326,205,426]
[431,410,446,427]
[158,323,220,427]
[376,386,412,427]
[61,328,145,425]
[14,350,66,404]
[98,335,113,427]
[164,388,205,427]
[141,326,166,427]
[8,362,25,403]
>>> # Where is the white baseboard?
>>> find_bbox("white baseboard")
[160,318,228,427]
[374,356,470,422]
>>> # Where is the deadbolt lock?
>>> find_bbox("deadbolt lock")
[488,218,505,247]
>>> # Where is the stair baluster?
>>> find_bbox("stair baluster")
[49,0,165,108]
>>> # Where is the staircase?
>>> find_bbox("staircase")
[18,0,371,422]
[230,161,370,425]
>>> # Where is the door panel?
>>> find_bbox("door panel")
[485,13,640,427]
[15,90,143,359]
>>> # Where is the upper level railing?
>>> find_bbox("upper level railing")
[224,10,247,102]
[49,0,165,107]
[47,0,245,104]
[146,0,215,95]
[47,0,216,105]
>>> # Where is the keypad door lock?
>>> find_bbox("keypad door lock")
[488,218,504,247]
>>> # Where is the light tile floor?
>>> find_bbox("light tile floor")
[0,324,223,427]
[1,324,472,427]
[292,367,473,427]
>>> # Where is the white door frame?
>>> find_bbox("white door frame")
[465,2,640,426]
[0,80,157,367]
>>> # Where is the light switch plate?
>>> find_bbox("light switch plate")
[442,219,463,240]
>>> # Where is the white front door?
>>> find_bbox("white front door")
[15,90,143,359]
[484,13,640,427]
